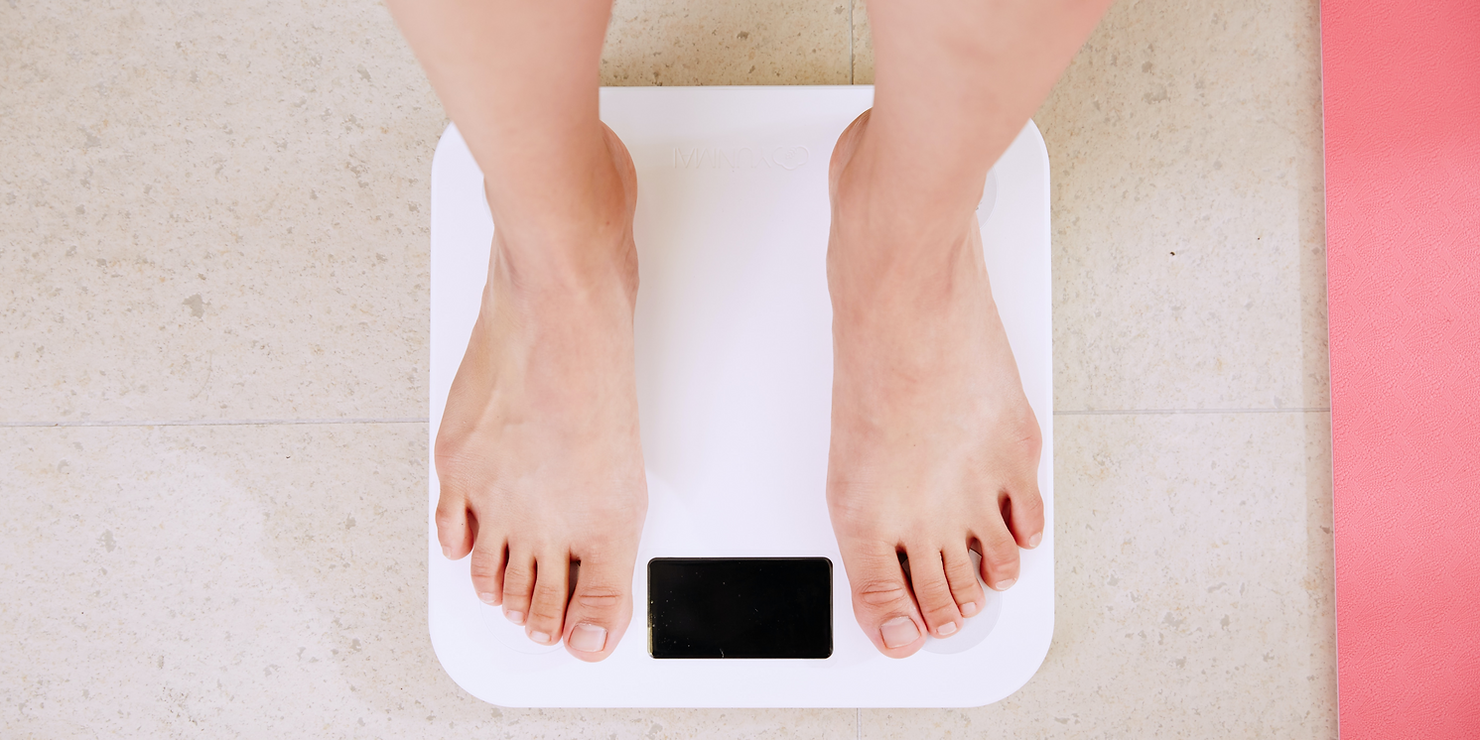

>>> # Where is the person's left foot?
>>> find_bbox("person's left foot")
[825,110,1045,658]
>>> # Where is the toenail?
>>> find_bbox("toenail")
[960,601,979,617]
[506,610,525,625]
[569,623,607,653]
[937,621,958,636]
[881,617,921,649]
[1028,533,1042,549]
[530,631,552,645]
[478,592,496,604]
[995,578,1016,591]
[442,546,453,559]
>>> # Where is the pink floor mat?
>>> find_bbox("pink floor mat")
[1322,1,1480,736]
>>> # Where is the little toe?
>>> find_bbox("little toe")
[905,545,962,637]
[974,519,1021,591]
[500,549,537,626]
[467,529,507,606]
[562,554,636,662]
[942,545,986,619]
[524,551,570,646]
[841,539,927,657]
[1003,482,1045,549]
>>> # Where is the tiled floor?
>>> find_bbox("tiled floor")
[1,0,1333,737]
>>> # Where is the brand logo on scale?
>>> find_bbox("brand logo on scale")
[672,145,810,171]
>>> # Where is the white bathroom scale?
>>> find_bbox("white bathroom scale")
[428,86,1053,708]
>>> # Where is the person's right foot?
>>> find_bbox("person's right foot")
[433,124,647,662]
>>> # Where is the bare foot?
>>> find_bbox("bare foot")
[433,124,647,662]
[825,110,1045,658]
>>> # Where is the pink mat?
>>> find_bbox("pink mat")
[1322,1,1480,736]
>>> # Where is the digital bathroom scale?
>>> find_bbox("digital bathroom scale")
[428,86,1053,708]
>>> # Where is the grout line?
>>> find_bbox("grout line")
[0,418,429,428]
[848,0,855,85]
[1055,407,1330,416]
[856,708,862,740]
[3,408,1333,429]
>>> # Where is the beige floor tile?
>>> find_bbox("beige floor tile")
[855,0,1328,413]
[5,0,1329,423]
[0,411,1336,737]
[1043,0,1327,413]
[0,423,856,738]
[863,411,1336,738]
[0,0,854,426]
[604,0,852,86]
[1,1,442,423]
[6,0,1335,734]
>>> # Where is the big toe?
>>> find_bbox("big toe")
[841,538,927,658]
[561,552,636,662]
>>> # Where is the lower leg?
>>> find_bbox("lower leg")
[390,0,621,252]
[827,0,1112,658]
[861,0,1112,220]
[388,0,647,662]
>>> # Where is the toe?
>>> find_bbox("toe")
[840,538,926,657]
[467,527,507,606]
[434,493,474,560]
[561,552,636,662]
[974,516,1022,591]
[524,550,570,646]
[1003,481,1045,549]
[500,548,536,627]
[904,545,961,637]
[942,544,986,619]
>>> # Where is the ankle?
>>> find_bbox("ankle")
[828,112,987,321]
[484,128,639,305]
[832,114,987,236]
[827,195,979,316]
[490,226,638,310]
[487,170,629,252]
[484,123,634,248]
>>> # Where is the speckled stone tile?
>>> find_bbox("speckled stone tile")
[1042,0,1328,413]
[0,1,441,423]
[862,411,1336,738]
[0,0,853,426]
[603,0,852,86]
[4,0,1334,734]
[0,424,856,738]
[855,0,1328,413]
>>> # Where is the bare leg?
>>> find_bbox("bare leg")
[827,0,1112,657]
[388,0,645,661]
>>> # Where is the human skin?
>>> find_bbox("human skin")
[387,0,1113,660]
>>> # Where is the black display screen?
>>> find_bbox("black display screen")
[648,558,833,659]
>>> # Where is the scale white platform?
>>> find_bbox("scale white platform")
[428,86,1053,708]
